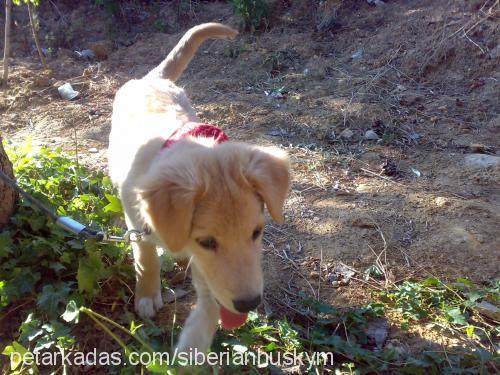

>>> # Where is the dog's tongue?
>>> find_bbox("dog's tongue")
[219,305,248,329]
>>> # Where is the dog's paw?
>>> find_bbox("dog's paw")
[135,290,163,319]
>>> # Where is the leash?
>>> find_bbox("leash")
[0,169,147,244]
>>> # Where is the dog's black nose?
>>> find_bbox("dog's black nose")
[233,295,262,313]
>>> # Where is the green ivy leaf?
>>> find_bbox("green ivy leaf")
[2,341,29,371]
[445,307,467,325]
[77,258,96,294]
[37,283,72,319]
[0,232,13,258]
[49,262,66,273]
[61,300,80,323]
[264,342,278,352]
[19,313,43,343]
[422,277,440,287]
[103,193,123,213]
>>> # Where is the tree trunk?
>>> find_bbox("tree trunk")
[2,0,12,84]
[28,2,46,68]
[0,135,16,228]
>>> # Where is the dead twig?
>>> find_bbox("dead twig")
[360,167,405,186]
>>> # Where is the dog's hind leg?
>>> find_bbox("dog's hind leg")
[176,264,219,356]
[132,241,164,318]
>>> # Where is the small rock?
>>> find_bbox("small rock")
[331,281,340,288]
[490,44,500,59]
[339,128,354,140]
[365,318,389,350]
[351,50,363,60]
[364,129,379,140]
[475,301,500,321]
[88,148,99,153]
[339,278,350,286]
[464,154,500,170]
[326,273,338,282]
[313,216,320,222]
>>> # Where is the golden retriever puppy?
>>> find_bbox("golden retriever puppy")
[108,23,290,354]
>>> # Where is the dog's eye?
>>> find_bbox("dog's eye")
[197,237,218,251]
[252,227,263,241]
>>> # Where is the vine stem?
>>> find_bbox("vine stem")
[80,307,155,353]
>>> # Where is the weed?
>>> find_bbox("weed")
[230,0,269,31]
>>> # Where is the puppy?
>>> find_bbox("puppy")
[108,23,290,354]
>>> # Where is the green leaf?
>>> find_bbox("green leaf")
[264,342,278,352]
[49,262,66,273]
[60,252,72,263]
[446,307,467,325]
[19,313,43,343]
[0,232,13,258]
[61,300,80,323]
[250,325,274,333]
[77,258,96,294]
[465,325,475,338]
[2,341,29,371]
[103,194,123,213]
[37,283,72,319]
[422,277,440,287]
[456,277,475,288]
[129,320,143,335]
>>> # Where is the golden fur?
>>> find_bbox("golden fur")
[108,23,290,354]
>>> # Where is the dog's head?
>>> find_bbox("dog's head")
[138,142,290,315]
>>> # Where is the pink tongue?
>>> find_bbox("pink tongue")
[219,305,248,329]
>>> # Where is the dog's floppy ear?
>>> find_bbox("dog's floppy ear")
[245,146,290,223]
[139,182,196,252]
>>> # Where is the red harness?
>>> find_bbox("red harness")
[162,122,229,149]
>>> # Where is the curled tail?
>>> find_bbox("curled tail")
[146,23,238,82]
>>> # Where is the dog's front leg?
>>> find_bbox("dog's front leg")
[132,241,164,318]
[176,264,219,357]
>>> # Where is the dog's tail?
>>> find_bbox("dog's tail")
[145,23,238,82]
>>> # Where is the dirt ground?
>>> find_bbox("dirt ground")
[1,0,499,355]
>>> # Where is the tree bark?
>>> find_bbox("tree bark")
[28,2,46,68]
[2,0,12,84]
[0,135,16,228]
